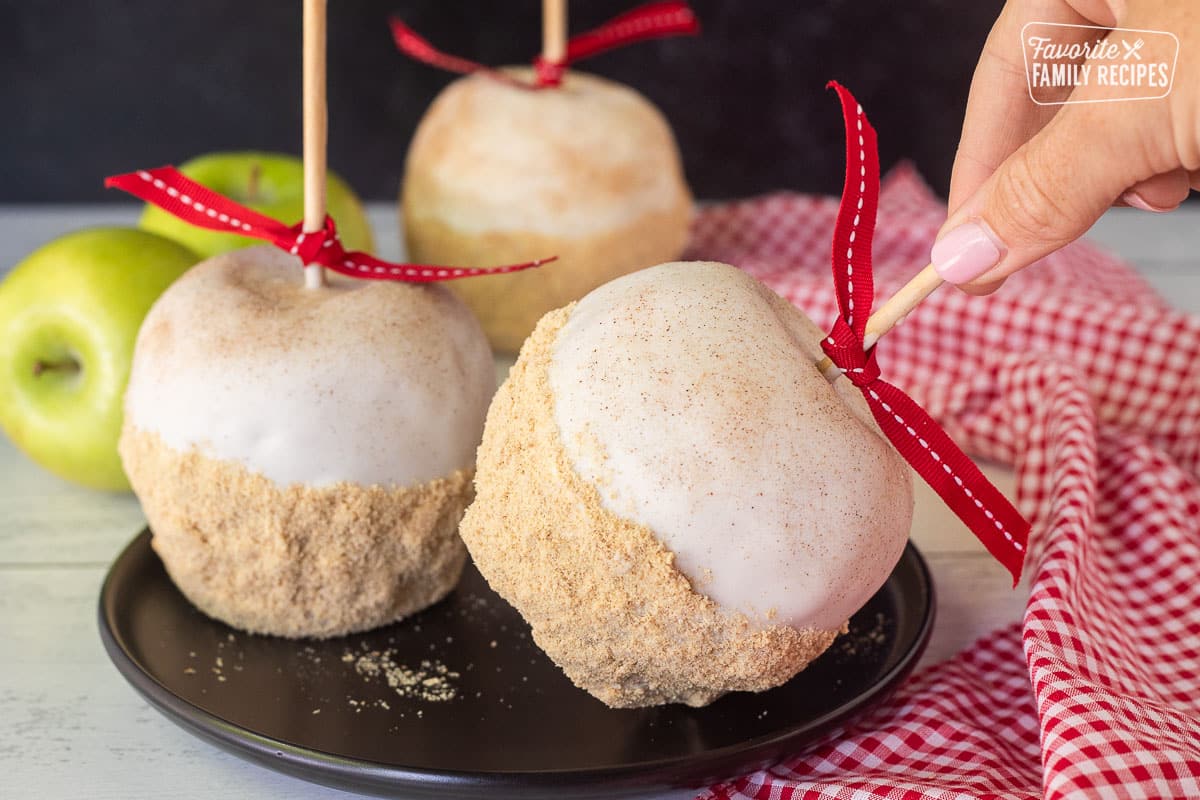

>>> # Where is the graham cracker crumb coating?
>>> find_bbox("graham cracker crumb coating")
[121,429,470,639]
[459,307,840,708]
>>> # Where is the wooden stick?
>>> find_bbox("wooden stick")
[302,0,328,290]
[542,0,567,65]
[818,264,944,382]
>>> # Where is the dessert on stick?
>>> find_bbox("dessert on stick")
[119,245,494,638]
[395,0,698,352]
[460,84,1030,707]
[109,0,548,638]
[461,260,914,707]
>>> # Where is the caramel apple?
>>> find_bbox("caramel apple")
[460,261,913,706]
[402,68,693,352]
[120,246,494,638]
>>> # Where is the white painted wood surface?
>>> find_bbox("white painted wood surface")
[0,204,1196,799]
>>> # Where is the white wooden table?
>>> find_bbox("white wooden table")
[1,204,1196,799]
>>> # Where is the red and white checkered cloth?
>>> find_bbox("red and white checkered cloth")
[686,166,1200,800]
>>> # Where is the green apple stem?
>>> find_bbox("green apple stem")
[246,163,261,204]
[32,358,80,378]
[302,0,328,290]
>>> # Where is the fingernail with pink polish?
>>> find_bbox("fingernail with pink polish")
[1121,191,1178,213]
[931,221,1004,285]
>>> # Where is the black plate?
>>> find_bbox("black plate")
[99,529,934,799]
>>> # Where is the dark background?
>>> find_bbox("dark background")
[0,1,1005,203]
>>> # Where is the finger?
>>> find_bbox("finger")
[1120,169,1192,212]
[1063,0,1122,26]
[934,99,1165,291]
[947,0,1090,213]
[958,276,1008,297]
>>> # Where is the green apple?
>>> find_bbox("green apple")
[0,229,199,490]
[138,151,375,259]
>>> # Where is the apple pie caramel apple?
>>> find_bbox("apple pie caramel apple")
[402,68,693,353]
[120,246,494,638]
[460,262,914,707]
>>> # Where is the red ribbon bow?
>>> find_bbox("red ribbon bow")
[105,167,553,281]
[822,82,1030,584]
[391,1,700,89]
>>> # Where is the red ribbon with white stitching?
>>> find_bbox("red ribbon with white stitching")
[821,82,1029,583]
[105,167,553,281]
[390,1,699,89]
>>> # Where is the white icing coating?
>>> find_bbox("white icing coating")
[404,68,689,237]
[548,262,913,631]
[124,246,495,488]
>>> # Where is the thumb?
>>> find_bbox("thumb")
[933,102,1154,293]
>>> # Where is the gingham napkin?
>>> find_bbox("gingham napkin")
[686,166,1200,800]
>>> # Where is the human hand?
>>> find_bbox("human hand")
[934,0,1198,294]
